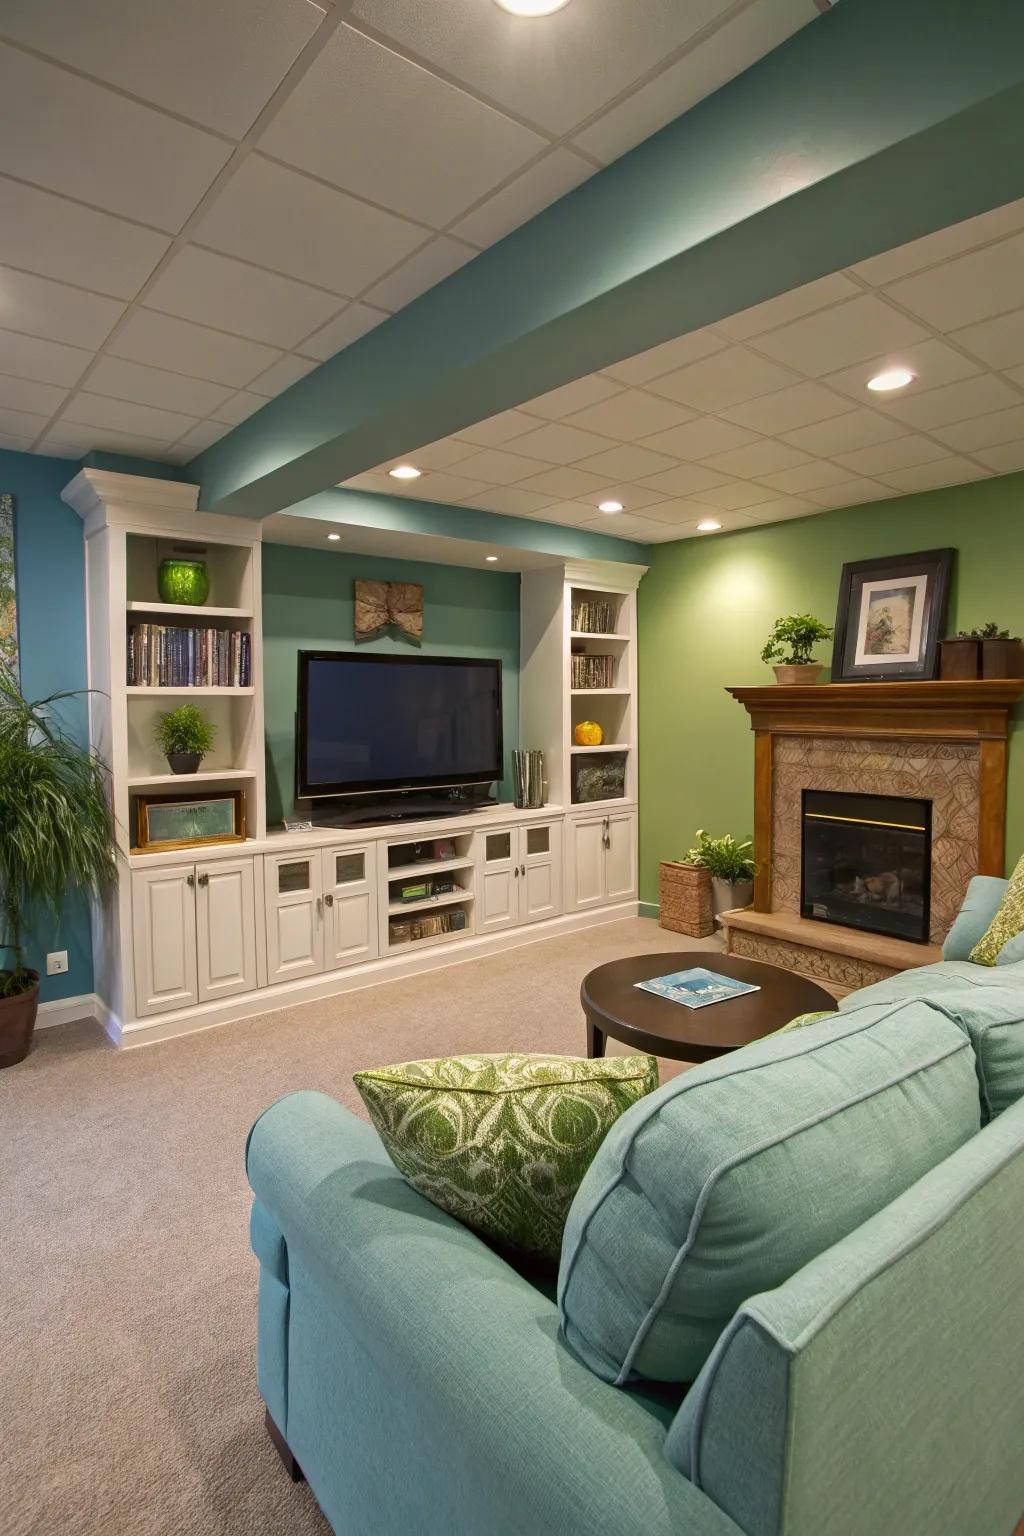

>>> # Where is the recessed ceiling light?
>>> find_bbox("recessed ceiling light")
[327,532,341,541]
[598,500,624,513]
[389,464,421,480]
[485,555,499,563]
[696,518,722,532]
[494,0,571,14]
[867,367,915,392]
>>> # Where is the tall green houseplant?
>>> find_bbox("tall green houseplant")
[0,668,118,1066]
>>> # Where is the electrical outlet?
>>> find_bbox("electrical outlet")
[46,950,69,976]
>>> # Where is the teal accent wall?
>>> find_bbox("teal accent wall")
[262,544,520,823]
[637,472,1024,908]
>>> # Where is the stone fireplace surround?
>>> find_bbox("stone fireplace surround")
[721,681,1024,996]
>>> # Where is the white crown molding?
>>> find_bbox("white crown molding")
[562,557,648,590]
[61,468,261,544]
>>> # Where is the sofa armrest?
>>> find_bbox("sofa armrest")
[942,875,1008,960]
[247,1091,744,1536]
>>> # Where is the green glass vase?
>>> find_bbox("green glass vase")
[158,557,209,606]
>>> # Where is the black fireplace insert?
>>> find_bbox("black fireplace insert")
[801,788,932,943]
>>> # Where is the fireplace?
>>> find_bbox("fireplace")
[801,789,932,944]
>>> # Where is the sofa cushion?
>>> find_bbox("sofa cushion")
[970,853,1024,965]
[557,1001,979,1386]
[354,1052,658,1263]
[942,875,1008,961]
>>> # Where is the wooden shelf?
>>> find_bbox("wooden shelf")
[128,768,259,789]
[570,743,629,754]
[127,685,255,697]
[387,856,475,879]
[388,889,474,917]
[126,601,253,620]
[388,925,468,955]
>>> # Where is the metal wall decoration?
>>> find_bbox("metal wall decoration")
[354,579,423,642]
[0,493,19,681]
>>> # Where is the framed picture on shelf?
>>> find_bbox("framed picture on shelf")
[134,789,246,852]
[832,548,954,682]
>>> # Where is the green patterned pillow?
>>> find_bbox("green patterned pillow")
[773,1009,836,1035]
[354,1052,658,1262]
[970,853,1024,965]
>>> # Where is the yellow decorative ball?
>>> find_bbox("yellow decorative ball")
[574,720,604,747]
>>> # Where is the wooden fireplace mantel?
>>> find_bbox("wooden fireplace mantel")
[727,679,1024,910]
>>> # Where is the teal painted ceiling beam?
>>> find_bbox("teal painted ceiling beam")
[194,0,1024,521]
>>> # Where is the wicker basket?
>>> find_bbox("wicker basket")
[659,861,714,938]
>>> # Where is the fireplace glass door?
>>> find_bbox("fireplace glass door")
[801,789,932,943]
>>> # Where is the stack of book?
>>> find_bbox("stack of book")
[127,623,252,687]
[571,597,614,633]
[571,653,614,688]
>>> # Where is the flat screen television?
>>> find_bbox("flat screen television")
[296,651,503,805]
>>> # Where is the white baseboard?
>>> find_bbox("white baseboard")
[106,901,642,1050]
[35,992,103,1030]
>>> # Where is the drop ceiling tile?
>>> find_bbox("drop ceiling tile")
[755,296,931,377]
[40,420,176,458]
[878,457,990,493]
[517,466,618,500]
[62,392,198,441]
[363,239,475,312]
[884,231,1024,332]
[0,431,35,453]
[640,497,723,526]
[455,411,540,448]
[450,148,594,247]
[522,374,623,420]
[505,422,614,464]
[247,354,319,397]
[715,272,860,340]
[144,247,340,350]
[881,374,1019,430]
[563,388,693,441]
[700,439,811,479]
[538,500,614,526]
[300,303,391,361]
[947,308,1024,370]
[602,329,727,386]
[210,391,267,427]
[801,478,894,508]
[398,473,491,504]
[176,420,232,454]
[833,434,948,477]
[0,374,67,416]
[351,0,735,138]
[974,440,1024,473]
[0,405,50,438]
[0,176,168,300]
[636,462,732,497]
[820,338,981,403]
[1002,364,1024,392]
[387,439,478,471]
[444,447,551,485]
[571,444,678,481]
[195,155,423,296]
[87,356,234,417]
[0,45,230,234]
[261,25,545,225]
[464,486,557,516]
[0,265,123,350]
[759,460,853,494]
[341,470,394,494]
[572,0,817,164]
[743,497,819,524]
[638,417,759,461]
[649,347,798,412]
[0,0,325,139]
[782,408,907,457]
[584,482,669,511]
[110,309,282,388]
[932,405,1024,453]
[664,506,754,533]
[691,479,780,510]
[719,380,850,435]
[852,199,1024,287]
[0,328,91,388]
[579,512,660,540]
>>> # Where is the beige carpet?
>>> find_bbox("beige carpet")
[1,917,718,1536]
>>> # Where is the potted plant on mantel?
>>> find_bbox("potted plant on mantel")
[681,829,757,921]
[940,623,1024,681]
[761,613,834,685]
[154,703,215,774]
[0,669,118,1068]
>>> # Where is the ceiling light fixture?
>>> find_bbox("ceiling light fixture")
[696,518,722,532]
[494,0,572,15]
[598,500,624,513]
[389,464,422,480]
[867,367,915,392]
[485,555,499,563]
[327,532,341,541]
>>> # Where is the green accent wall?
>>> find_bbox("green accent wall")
[638,473,1024,906]
[262,544,520,823]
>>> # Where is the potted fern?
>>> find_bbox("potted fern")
[683,829,756,917]
[761,613,834,685]
[154,703,215,774]
[0,669,117,1067]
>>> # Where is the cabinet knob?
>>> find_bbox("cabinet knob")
[514,866,520,879]
[197,872,209,887]
[316,895,323,917]
[186,873,195,888]
[324,893,334,907]
[520,864,526,877]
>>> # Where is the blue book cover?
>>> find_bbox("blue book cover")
[634,967,760,1009]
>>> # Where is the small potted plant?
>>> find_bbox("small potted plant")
[683,829,756,918]
[154,703,215,774]
[0,668,117,1067]
[940,623,1024,680]
[761,613,834,685]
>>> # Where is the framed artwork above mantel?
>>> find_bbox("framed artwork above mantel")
[831,548,953,683]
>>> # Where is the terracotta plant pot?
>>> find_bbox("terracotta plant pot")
[0,972,40,1068]
[167,752,202,774]
[659,861,714,938]
[711,876,754,918]
[772,663,823,686]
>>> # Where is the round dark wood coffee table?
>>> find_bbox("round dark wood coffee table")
[582,952,836,1062]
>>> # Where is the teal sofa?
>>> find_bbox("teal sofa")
[247,877,1024,1536]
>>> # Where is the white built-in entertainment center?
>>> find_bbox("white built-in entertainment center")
[63,469,646,1047]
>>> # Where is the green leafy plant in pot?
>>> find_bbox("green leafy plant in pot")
[761,613,834,685]
[154,703,215,774]
[0,669,117,1067]
[683,829,757,918]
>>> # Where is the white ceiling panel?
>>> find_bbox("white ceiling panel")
[579,511,664,539]
[638,416,758,461]
[753,295,930,377]
[851,198,1024,287]
[398,472,491,504]
[715,272,860,341]
[39,421,176,458]
[878,456,990,494]
[0,176,168,300]
[518,466,618,500]
[461,486,556,516]
[700,438,811,480]
[884,231,1024,332]
[60,391,199,441]
[649,347,798,411]
[572,444,678,481]
[445,447,551,485]
[781,408,908,457]
[500,422,615,464]
[0,430,35,452]
[800,478,893,508]
[0,265,124,350]
[450,149,594,248]
[455,411,540,447]
[86,357,233,418]
[719,380,850,435]
[974,441,1024,474]
[636,463,731,497]
[932,404,1024,454]
[144,246,340,349]
[210,391,268,427]
[880,374,1020,431]
[947,308,1024,371]
[602,328,726,386]
[0,328,91,388]
[109,309,282,388]
[563,388,693,440]
[260,25,546,226]
[521,374,623,420]
[362,238,475,311]
[174,420,232,454]
[758,460,854,494]
[692,479,780,510]
[247,353,318,398]
[386,439,477,471]
[832,434,948,478]
[0,45,230,234]
[0,374,67,416]
[819,338,981,403]
[0,405,52,439]
[300,303,391,362]
[194,155,424,296]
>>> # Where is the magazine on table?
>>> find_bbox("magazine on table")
[634,967,760,1009]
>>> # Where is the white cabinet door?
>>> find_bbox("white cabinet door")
[605,812,637,903]
[322,845,377,968]
[520,821,562,925]
[478,827,518,933]
[570,815,609,910]
[132,864,197,1017]
[264,852,323,983]
[196,857,257,1003]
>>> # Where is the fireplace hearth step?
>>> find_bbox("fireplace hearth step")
[721,907,942,998]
